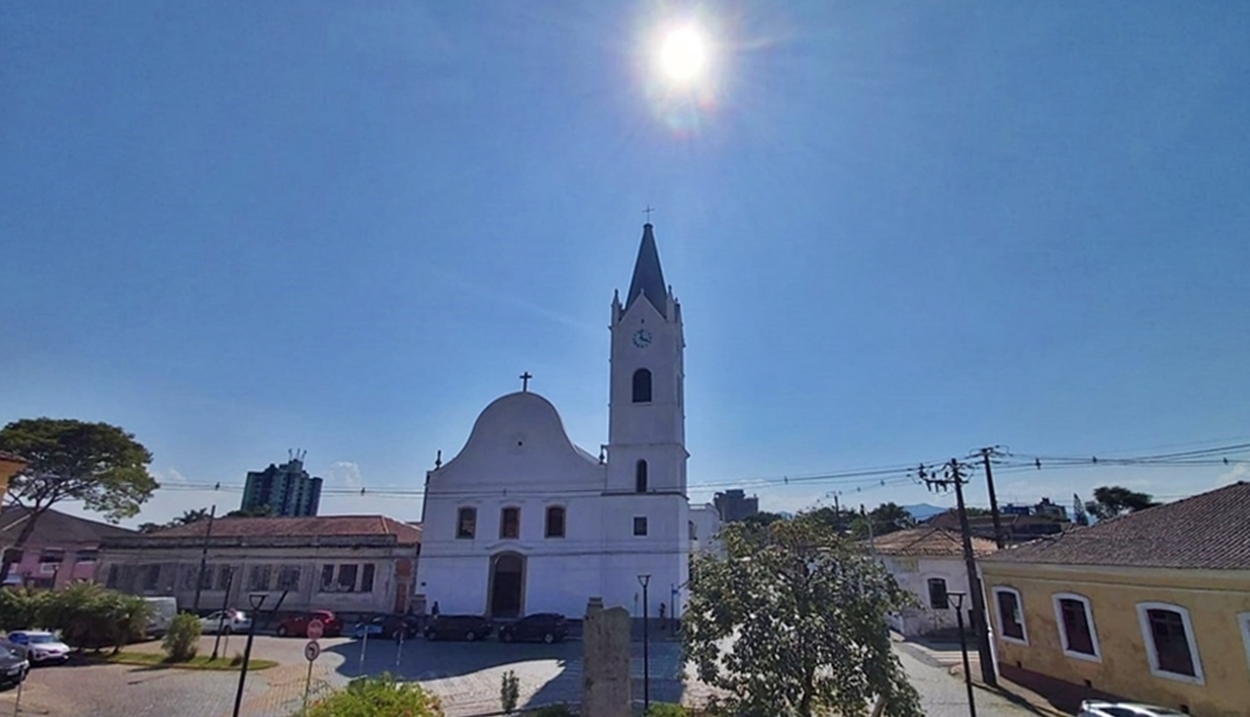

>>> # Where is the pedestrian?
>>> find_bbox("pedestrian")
[431,600,440,619]
[659,601,666,629]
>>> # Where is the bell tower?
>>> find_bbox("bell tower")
[606,223,687,495]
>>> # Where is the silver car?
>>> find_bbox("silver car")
[1079,701,1188,717]
[198,609,252,634]
[5,631,70,665]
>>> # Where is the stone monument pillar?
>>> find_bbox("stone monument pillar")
[582,598,631,717]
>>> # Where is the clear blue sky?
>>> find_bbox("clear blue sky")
[3,2,1248,526]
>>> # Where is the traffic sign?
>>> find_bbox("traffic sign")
[306,619,324,641]
[304,640,321,662]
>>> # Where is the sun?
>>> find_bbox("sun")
[658,25,708,83]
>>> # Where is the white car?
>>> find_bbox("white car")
[198,610,251,634]
[1080,701,1188,717]
[5,631,71,665]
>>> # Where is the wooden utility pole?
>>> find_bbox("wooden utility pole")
[979,448,1006,549]
[192,505,216,612]
[921,460,998,687]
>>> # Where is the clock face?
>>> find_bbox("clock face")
[632,329,653,348]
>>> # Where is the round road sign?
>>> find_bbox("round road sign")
[306,619,324,641]
[304,640,321,662]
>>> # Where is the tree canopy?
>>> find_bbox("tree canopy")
[0,418,158,575]
[684,519,922,717]
[1086,485,1159,520]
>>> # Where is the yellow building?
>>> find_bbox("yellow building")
[980,481,1250,717]
[0,451,25,499]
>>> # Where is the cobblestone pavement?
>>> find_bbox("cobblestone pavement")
[0,635,1039,717]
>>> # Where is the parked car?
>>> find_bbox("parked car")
[276,610,342,638]
[0,645,28,689]
[198,609,251,634]
[350,615,421,640]
[498,613,568,644]
[1079,701,1188,717]
[143,596,178,638]
[6,631,70,666]
[424,615,493,642]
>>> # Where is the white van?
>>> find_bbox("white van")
[143,597,178,638]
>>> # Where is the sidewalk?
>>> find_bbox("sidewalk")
[892,632,1072,717]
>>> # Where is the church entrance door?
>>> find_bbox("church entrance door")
[488,553,525,618]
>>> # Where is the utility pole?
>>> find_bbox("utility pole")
[920,460,997,687]
[192,505,216,612]
[978,449,1006,549]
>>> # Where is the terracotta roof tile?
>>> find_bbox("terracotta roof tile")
[152,515,421,544]
[982,481,1250,570]
[870,527,999,558]
[0,507,135,545]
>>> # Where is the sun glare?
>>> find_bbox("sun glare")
[659,26,708,83]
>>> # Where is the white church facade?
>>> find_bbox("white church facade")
[414,224,719,620]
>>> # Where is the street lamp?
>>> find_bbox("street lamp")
[231,592,267,717]
[637,574,651,712]
[948,591,977,717]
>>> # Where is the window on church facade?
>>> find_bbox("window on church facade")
[636,460,648,492]
[500,507,520,539]
[457,507,477,539]
[545,506,565,538]
[633,516,648,536]
[632,368,652,403]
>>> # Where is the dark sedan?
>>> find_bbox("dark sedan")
[424,615,493,642]
[498,613,568,644]
[0,646,29,690]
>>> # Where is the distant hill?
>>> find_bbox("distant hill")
[902,503,947,521]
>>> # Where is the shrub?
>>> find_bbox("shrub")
[304,673,443,717]
[527,705,575,717]
[644,704,688,717]
[38,582,151,652]
[162,612,201,662]
[501,669,520,715]
[0,588,46,631]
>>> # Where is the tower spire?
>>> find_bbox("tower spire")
[625,223,668,318]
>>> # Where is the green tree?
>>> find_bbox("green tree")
[846,502,917,540]
[738,511,785,528]
[37,582,151,653]
[224,505,273,518]
[1086,486,1158,520]
[0,418,158,578]
[305,673,443,717]
[500,669,519,715]
[684,519,922,717]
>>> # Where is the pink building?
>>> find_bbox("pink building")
[0,507,136,590]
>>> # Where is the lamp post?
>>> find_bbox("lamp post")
[949,591,977,717]
[637,574,651,712]
[231,592,267,717]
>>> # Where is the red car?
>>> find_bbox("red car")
[276,610,342,638]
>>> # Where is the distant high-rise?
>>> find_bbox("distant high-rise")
[713,489,760,522]
[240,455,322,517]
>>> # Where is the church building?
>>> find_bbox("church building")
[414,223,718,620]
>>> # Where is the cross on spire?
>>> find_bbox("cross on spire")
[520,371,533,392]
[642,205,655,224]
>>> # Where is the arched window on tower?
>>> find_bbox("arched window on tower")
[632,368,652,403]
[636,460,648,493]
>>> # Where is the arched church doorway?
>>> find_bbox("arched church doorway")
[488,552,525,618]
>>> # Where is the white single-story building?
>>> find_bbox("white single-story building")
[870,526,999,637]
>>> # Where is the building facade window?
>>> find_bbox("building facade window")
[216,566,234,591]
[199,565,215,590]
[360,564,375,593]
[545,506,566,538]
[633,516,648,536]
[632,368,652,403]
[457,507,477,539]
[105,564,119,589]
[276,566,301,591]
[927,578,949,610]
[1137,602,1204,684]
[1052,593,1101,661]
[1239,612,1250,672]
[143,565,161,591]
[320,564,335,591]
[337,564,359,592]
[248,565,272,592]
[500,507,520,539]
[636,460,648,493]
[993,586,1028,644]
[75,549,98,563]
[39,549,64,565]
[181,565,198,591]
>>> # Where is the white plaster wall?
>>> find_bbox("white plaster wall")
[882,555,975,636]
